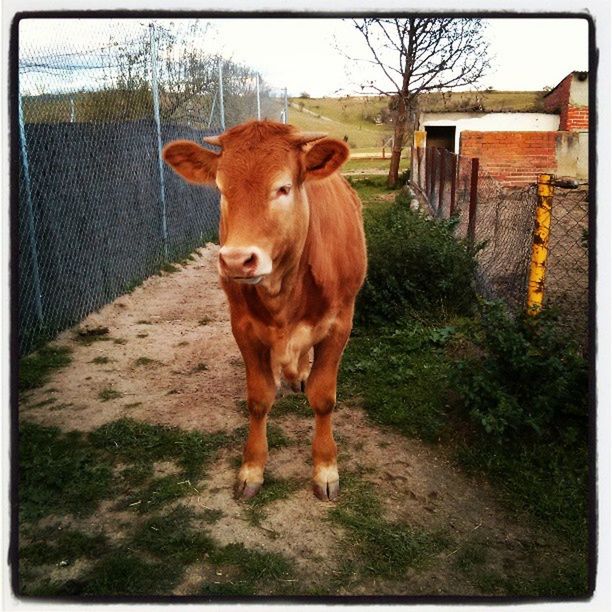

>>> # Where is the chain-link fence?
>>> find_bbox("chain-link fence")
[411,146,536,307]
[18,19,289,355]
[410,146,589,341]
[545,184,589,340]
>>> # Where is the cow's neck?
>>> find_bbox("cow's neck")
[250,240,316,327]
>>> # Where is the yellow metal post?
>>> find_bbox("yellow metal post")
[526,174,554,314]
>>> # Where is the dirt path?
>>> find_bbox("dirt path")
[20,244,549,596]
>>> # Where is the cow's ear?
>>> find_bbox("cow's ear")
[303,138,349,180]
[163,140,219,184]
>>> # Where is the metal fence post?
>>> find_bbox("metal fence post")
[18,91,44,324]
[218,60,225,131]
[149,23,169,261]
[467,157,479,243]
[526,174,553,313]
[256,74,261,120]
[449,153,457,216]
[438,149,446,217]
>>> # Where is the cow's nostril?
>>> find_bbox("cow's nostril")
[244,254,257,268]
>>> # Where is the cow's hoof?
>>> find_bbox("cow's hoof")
[313,479,339,501]
[235,479,262,500]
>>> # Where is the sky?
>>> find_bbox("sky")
[19,17,590,97]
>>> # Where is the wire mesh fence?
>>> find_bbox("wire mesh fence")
[545,184,589,340]
[410,146,589,341]
[17,19,289,355]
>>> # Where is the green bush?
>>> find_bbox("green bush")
[452,300,589,539]
[355,195,477,326]
[453,301,587,441]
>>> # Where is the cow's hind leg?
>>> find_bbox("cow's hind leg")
[235,337,276,500]
[306,320,351,501]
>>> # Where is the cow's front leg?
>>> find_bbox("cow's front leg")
[306,319,352,501]
[235,335,276,500]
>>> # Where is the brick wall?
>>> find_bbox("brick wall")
[566,105,589,131]
[543,74,572,129]
[542,73,588,131]
[460,131,558,186]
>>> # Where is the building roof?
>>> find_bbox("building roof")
[417,90,551,114]
[542,71,588,100]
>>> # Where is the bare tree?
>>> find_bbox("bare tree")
[350,18,490,187]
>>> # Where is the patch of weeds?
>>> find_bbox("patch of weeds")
[136,320,153,325]
[90,417,228,480]
[453,536,489,575]
[273,393,312,418]
[134,356,160,367]
[243,477,301,526]
[209,543,294,594]
[91,356,111,365]
[159,262,180,275]
[340,319,457,441]
[21,527,110,566]
[192,362,209,372]
[75,334,113,346]
[198,317,212,326]
[19,422,113,521]
[118,462,153,486]
[113,338,128,345]
[49,402,74,411]
[177,340,189,347]
[136,333,149,338]
[98,387,123,402]
[124,476,196,513]
[503,553,589,597]
[452,302,588,544]
[328,475,450,579]
[19,345,73,391]
[199,508,224,524]
[132,505,215,562]
[50,550,184,595]
[29,397,57,409]
[200,581,255,596]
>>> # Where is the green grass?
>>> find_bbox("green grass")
[19,422,114,521]
[345,175,399,207]
[159,262,180,274]
[273,393,312,418]
[21,527,111,566]
[134,356,160,367]
[98,387,123,402]
[91,356,111,364]
[19,345,72,391]
[328,475,450,579]
[132,505,215,562]
[340,320,459,442]
[242,477,301,526]
[206,543,295,595]
[90,417,228,479]
[343,156,410,174]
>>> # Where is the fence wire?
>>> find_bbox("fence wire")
[545,185,589,341]
[18,19,288,355]
[410,146,589,341]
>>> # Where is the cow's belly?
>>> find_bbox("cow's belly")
[266,317,335,388]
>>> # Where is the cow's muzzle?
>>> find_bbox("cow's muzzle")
[218,246,272,283]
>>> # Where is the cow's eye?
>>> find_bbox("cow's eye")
[277,185,292,197]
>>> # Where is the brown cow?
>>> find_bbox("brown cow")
[163,120,367,501]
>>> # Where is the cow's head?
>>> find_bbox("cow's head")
[162,121,349,293]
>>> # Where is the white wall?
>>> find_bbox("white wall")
[419,112,560,153]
